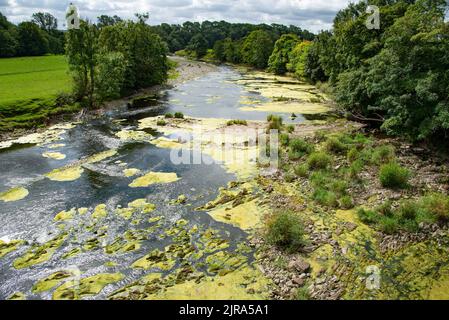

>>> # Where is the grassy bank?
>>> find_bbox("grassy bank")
[0,55,76,133]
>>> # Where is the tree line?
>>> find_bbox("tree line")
[299,0,448,142]
[0,12,65,57]
[65,14,168,108]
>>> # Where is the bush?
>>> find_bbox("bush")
[420,193,449,223]
[289,138,314,159]
[325,137,347,154]
[339,195,354,209]
[280,133,290,147]
[378,216,400,234]
[165,113,173,118]
[357,208,380,224]
[307,152,332,170]
[294,164,309,178]
[267,115,283,131]
[157,120,167,126]
[372,145,395,165]
[227,119,248,126]
[313,188,338,207]
[174,112,184,119]
[287,125,295,133]
[347,147,360,162]
[266,211,306,253]
[379,162,410,189]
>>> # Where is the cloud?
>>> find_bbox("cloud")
[0,0,352,32]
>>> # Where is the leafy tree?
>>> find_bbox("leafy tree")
[17,22,49,56]
[32,12,57,33]
[95,52,127,102]
[97,15,123,28]
[268,34,300,74]
[288,40,312,78]
[0,29,17,57]
[187,33,208,58]
[240,30,274,69]
[65,20,99,107]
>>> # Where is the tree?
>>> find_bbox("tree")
[240,30,274,69]
[288,40,312,78]
[187,33,208,58]
[17,22,49,56]
[32,12,57,33]
[65,20,98,107]
[97,15,123,28]
[0,29,17,57]
[268,34,300,74]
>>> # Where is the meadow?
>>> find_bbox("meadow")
[0,55,78,133]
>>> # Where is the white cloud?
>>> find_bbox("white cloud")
[0,0,353,32]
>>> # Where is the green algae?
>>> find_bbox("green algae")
[32,271,73,293]
[13,233,68,269]
[123,168,141,177]
[205,251,248,276]
[54,208,76,222]
[132,249,177,271]
[53,273,124,300]
[62,247,82,260]
[91,204,107,219]
[0,239,25,258]
[129,172,180,188]
[45,149,117,182]
[8,292,26,300]
[0,187,29,202]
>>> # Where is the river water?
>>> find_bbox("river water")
[0,66,319,300]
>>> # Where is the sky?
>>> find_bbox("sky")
[0,0,354,33]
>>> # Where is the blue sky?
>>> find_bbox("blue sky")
[0,0,353,32]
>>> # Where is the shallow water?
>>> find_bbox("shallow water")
[0,66,319,300]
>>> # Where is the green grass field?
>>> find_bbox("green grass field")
[0,55,79,133]
[0,55,72,105]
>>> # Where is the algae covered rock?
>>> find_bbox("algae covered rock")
[13,233,68,269]
[0,187,29,202]
[0,239,25,259]
[53,273,124,300]
[32,271,73,293]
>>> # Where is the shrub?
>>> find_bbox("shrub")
[287,125,295,133]
[266,211,306,253]
[420,193,449,222]
[280,133,290,147]
[295,287,311,300]
[372,145,396,165]
[349,159,364,179]
[157,120,167,126]
[267,115,283,131]
[357,208,380,224]
[289,138,314,159]
[165,113,173,118]
[339,195,354,209]
[379,162,410,189]
[378,216,400,234]
[227,119,247,126]
[397,201,418,220]
[313,188,338,207]
[325,137,347,154]
[307,152,332,170]
[347,147,360,162]
[174,112,184,119]
[294,164,309,178]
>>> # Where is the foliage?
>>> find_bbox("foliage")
[266,211,306,253]
[267,34,300,74]
[307,152,332,170]
[288,41,312,79]
[227,119,247,126]
[379,162,410,189]
[174,112,184,119]
[240,30,274,69]
[357,192,449,234]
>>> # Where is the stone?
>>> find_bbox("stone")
[288,259,311,273]
[292,276,305,286]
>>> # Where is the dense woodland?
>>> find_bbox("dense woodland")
[0,0,448,142]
